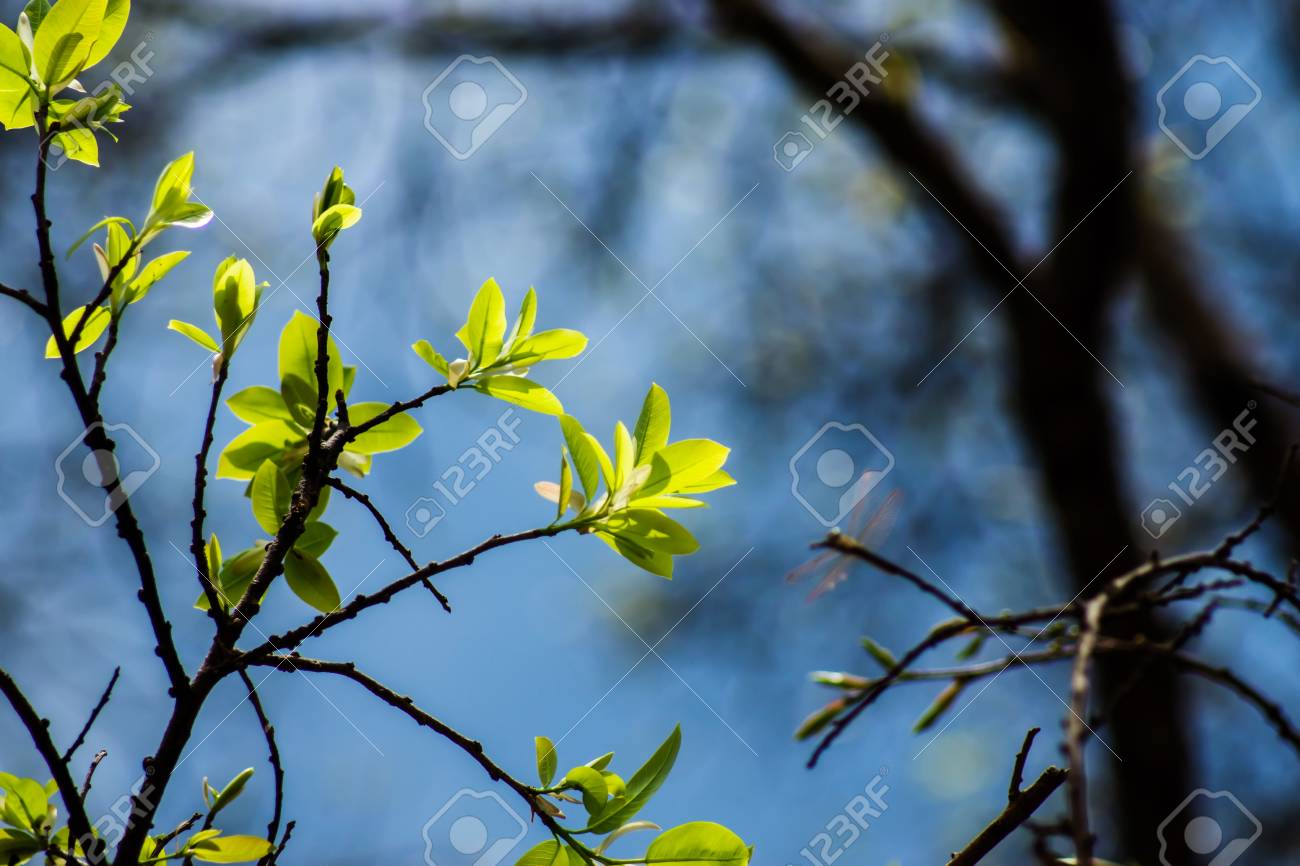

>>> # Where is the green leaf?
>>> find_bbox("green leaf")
[149,151,196,221]
[283,551,340,613]
[504,285,536,351]
[0,828,43,863]
[67,215,132,257]
[586,726,681,834]
[596,820,660,856]
[0,25,35,131]
[295,520,337,558]
[226,386,295,425]
[208,768,253,818]
[0,776,47,831]
[595,531,673,578]
[195,544,267,610]
[562,766,607,818]
[513,841,583,866]
[556,453,573,522]
[125,250,188,303]
[500,328,586,369]
[411,339,449,376]
[186,834,274,864]
[861,638,898,671]
[673,469,736,495]
[168,319,218,353]
[311,203,362,247]
[612,422,634,492]
[45,304,109,358]
[601,509,699,556]
[205,532,222,586]
[638,440,730,498]
[560,415,600,502]
[456,277,507,368]
[216,421,305,480]
[535,736,557,787]
[345,403,422,454]
[82,0,127,69]
[33,0,105,89]
[213,256,263,358]
[633,383,671,465]
[644,822,749,866]
[278,309,342,417]
[913,680,965,733]
[534,480,585,516]
[23,0,53,32]
[250,460,291,536]
[51,125,98,166]
[473,376,563,415]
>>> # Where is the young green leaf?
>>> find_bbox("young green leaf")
[499,328,587,369]
[586,726,680,834]
[295,521,337,559]
[45,304,109,357]
[595,820,660,856]
[644,822,750,866]
[556,453,573,522]
[278,310,341,415]
[226,386,295,425]
[168,319,219,353]
[185,834,274,864]
[560,415,600,502]
[208,768,254,819]
[32,0,105,91]
[456,277,507,368]
[535,736,557,787]
[638,440,730,499]
[504,285,536,351]
[344,403,422,454]
[472,376,563,416]
[205,533,222,588]
[283,551,340,613]
[125,249,189,304]
[912,679,965,733]
[311,203,362,248]
[632,383,671,464]
[216,421,304,480]
[411,339,450,376]
[561,766,608,818]
[594,531,674,578]
[600,510,699,556]
[250,460,291,536]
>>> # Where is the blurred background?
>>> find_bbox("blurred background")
[1,0,1298,863]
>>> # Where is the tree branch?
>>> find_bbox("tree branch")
[63,666,120,762]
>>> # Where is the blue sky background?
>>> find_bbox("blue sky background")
[1,1,1298,864]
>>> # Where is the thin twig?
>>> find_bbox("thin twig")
[1008,728,1040,802]
[237,669,285,845]
[327,477,450,611]
[946,766,1069,866]
[63,666,120,761]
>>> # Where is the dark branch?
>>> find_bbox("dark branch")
[63,666,120,762]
